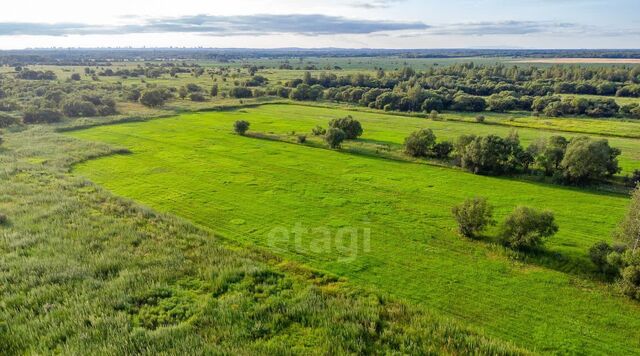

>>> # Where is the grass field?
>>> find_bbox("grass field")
[1,126,530,354]
[68,104,640,353]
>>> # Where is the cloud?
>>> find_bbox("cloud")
[0,14,428,37]
[349,0,406,9]
[425,21,587,36]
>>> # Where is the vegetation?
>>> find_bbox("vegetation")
[233,120,250,135]
[500,206,559,251]
[324,127,346,149]
[328,115,363,139]
[451,197,496,238]
[4,51,640,353]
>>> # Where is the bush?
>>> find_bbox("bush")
[229,87,253,98]
[433,141,454,159]
[297,135,307,144]
[328,116,363,139]
[189,93,206,102]
[0,213,7,225]
[404,129,436,157]
[475,115,485,123]
[23,108,62,124]
[620,264,640,300]
[325,127,346,149]
[451,197,495,238]
[500,206,558,251]
[311,125,326,136]
[70,73,81,81]
[233,120,250,135]
[589,241,626,275]
[62,99,97,117]
[140,89,167,107]
[0,113,19,128]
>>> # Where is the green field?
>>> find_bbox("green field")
[68,104,640,353]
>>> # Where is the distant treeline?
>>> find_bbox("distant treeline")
[276,64,640,118]
[2,48,640,65]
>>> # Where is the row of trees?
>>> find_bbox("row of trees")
[286,81,633,118]
[402,128,621,185]
[452,197,558,251]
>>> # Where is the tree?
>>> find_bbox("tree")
[589,241,626,275]
[233,120,250,135]
[404,128,436,157]
[529,136,568,175]
[560,136,621,184]
[140,89,167,107]
[328,116,363,139]
[70,73,81,81]
[178,86,188,99]
[210,84,219,97]
[616,185,640,253]
[325,128,346,149]
[500,206,558,251]
[451,197,495,238]
[433,141,454,159]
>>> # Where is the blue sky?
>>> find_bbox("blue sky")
[0,0,638,49]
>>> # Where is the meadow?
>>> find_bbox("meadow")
[68,103,640,353]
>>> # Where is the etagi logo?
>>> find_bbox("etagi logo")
[267,222,371,263]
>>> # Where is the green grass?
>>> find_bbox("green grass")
[0,127,527,354]
[68,104,640,353]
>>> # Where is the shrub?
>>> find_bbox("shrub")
[451,197,495,238]
[429,110,439,119]
[404,129,436,157]
[589,241,626,275]
[189,93,206,102]
[70,73,81,81]
[0,100,20,112]
[620,264,640,300]
[229,87,253,98]
[500,206,558,251]
[0,213,7,225]
[325,127,346,149]
[328,116,363,139]
[311,125,326,136]
[0,113,19,128]
[297,135,307,144]
[140,89,167,107]
[233,120,250,135]
[23,108,62,124]
[62,99,98,117]
[475,115,485,123]
[433,141,454,159]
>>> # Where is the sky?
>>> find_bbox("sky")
[0,0,638,49]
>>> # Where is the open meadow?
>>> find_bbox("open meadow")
[68,103,640,353]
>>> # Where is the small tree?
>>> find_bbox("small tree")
[404,128,436,157]
[139,89,167,107]
[233,120,250,135]
[433,141,454,159]
[189,93,206,102]
[325,128,346,149]
[500,206,558,250]
[311,125,326,136]
[560,136,621,184]
[617,185,640,253]
[70,73,81,81]
[210,84,219,97]
[328,116,363,139]
[451,197,495,238]
[475,115,485,123]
